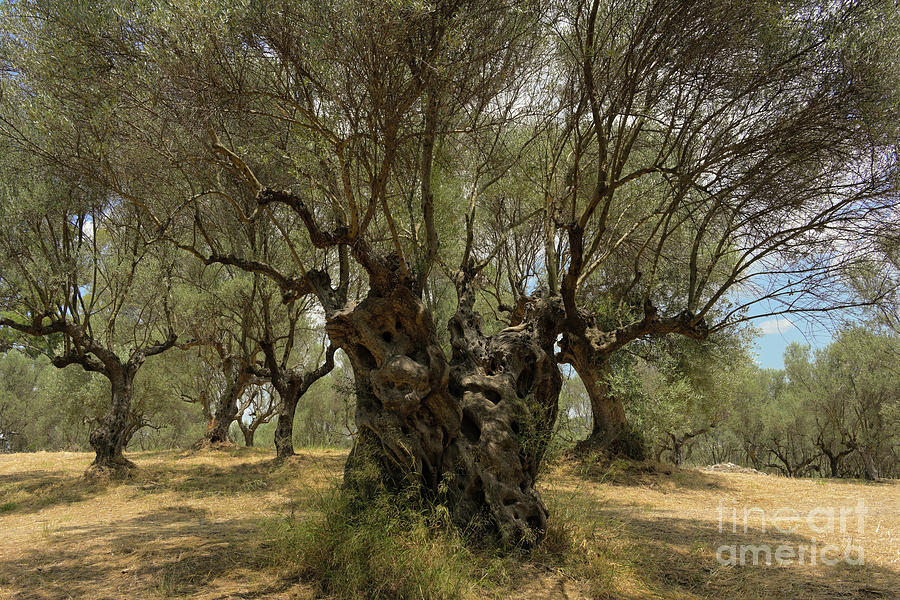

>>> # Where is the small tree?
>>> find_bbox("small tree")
[179,264,266,446]
[0,168,178,473]
[236,383,279,447]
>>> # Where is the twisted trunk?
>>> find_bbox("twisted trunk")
[580,361,626,442]
[273,392,299,459]
[204,368,250,445]
[88,368,136,474]
[563,340,643,459]
[263,340,336,461]
[331,275,563,546]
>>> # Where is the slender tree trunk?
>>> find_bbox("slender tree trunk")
[331,275,564,547]
[672,437,685,467]
[654,444,666,463]
[260,337,335,462]
[203,370,249,445]
[822,449,843,478]
[88,368,136,474]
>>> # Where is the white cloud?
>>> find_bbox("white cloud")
[757,317,794,335]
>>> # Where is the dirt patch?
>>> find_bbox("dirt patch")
[702,462,769,475]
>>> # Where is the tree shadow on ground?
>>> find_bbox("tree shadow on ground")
[588,503,900,600]
[0,449,347,516]
[0,505,309,600]
[562,457,726,491]
[132,451,346,498]
[0,470,112,515]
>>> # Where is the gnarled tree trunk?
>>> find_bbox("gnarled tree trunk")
[262,338,336,461]
[240,422,256,446]
[203,368,250,445]
[273,393,299,459]
[578,360,626,442]
[88,367,137,474]
[331,271,563,546]
[562,340,644,459]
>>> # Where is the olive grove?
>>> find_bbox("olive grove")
[1,0,898,544]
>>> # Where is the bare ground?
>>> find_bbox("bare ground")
[0,449,897,600]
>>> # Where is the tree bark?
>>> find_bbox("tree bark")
[330,273,564,547]
[827,452,841,478]
[240,423,256,446]
[859,447,879,481]
[671,437,685,467]
[87,368,137,474]
[563,342,644,459]
[819,444,852,478]
[581,361,627,441]
[273,393,298,459]
[203,368,250,445]
[261,338,335,461]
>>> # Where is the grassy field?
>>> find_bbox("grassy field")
[0,448,897,600]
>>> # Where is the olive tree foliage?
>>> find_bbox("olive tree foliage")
[0,166,180,472]
[613,330,756,465]
[783,330,900,479]
[0,352,108,451]
[691,330,900,479]
[291,365,358,449]
[127,350,211,450]
[542,0,900,454]
[2,0,899,542]
[0,352,51,451]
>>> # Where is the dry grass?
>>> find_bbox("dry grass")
[0,449,896,600]
[0,448,343,600]
[540,458,900,599]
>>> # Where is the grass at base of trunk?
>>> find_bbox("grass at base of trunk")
[259,484,582,600]
[261,487,479,599]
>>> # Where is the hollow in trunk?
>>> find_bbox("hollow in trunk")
[330,277,564,547]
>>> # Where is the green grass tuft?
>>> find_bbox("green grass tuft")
[261,487,506,600]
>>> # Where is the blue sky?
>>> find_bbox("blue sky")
[752,316,834,369]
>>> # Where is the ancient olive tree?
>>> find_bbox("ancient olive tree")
[2,0,899,543]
